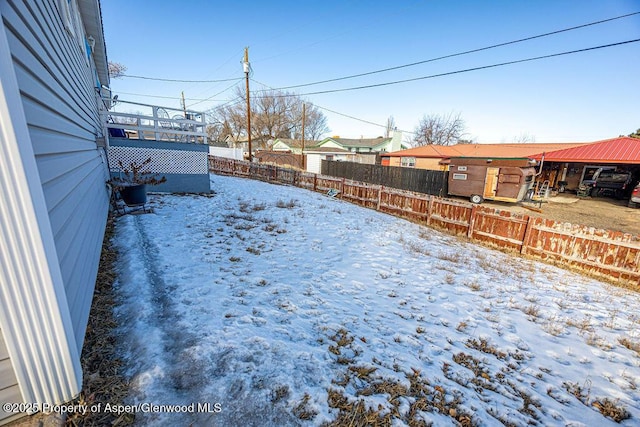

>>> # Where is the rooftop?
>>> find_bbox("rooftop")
[322,136,392,149]
[385,142,588,159]
[531,137,640,164]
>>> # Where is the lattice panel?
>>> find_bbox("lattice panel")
[107,146,208,175]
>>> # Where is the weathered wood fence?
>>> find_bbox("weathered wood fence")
[322,160,448,196]
[209,156,640,288]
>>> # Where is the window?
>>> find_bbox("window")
[452,173,467,180]
[401,157,416,167]
[59,0,88,63]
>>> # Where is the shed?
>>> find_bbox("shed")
[0,0,110,423]
[447,158,537,203]
[304,147,356,174]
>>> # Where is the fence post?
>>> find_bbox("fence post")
[520,215,535,255]
[426,196,434,226]
[340,178,345,199]
[313,174,317,192]
[467,204,477,239]
[377,185,383,211]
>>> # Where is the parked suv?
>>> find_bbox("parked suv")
[580,168,634,199]
[629,183,640,208]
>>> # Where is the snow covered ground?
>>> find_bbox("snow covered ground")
[112,174,640,426]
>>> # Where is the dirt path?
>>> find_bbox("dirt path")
[481,195,640,236]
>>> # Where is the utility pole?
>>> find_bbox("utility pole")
[243,47,252,162]
[181,91,187,118]
[301,103,306,170]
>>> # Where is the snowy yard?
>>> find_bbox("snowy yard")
[112,174,640,426]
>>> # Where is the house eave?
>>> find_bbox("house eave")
[78,0,109,88]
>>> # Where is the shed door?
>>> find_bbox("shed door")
[484,167,499,198]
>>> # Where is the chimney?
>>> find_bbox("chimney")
[390,130,403,152]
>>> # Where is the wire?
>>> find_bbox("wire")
[186,80,244,108]
[113,90,228,102]
[119,74,243,83]
[315,105,416,135]
[282,38,640,97]
[257,11,640,92]
[250,78,415,134]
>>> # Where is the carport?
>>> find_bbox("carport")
[531,136,640,193]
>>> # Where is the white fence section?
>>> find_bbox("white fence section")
[209,146,244,160]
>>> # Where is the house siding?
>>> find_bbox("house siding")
[0,0,109,417]
[0,327,21,425]
[2,0,109,352]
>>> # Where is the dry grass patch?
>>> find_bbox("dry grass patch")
[522,304,540,319]
[293,393,318,420]
[437,252,462,264]
[239,200,266,212]
[66,217,133,426]
[618,337,640,356]
[562,381,631,422]
[276,198,298,208]
[465,337,507,360]
[592,398,631,422]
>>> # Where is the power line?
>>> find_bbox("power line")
[315,105,415,135]
[285,38,640,97]
[259,11,640,92]
[186,79,244,108]
[119,74,243,83]
[113,90,228,102]
[250,78,415,134]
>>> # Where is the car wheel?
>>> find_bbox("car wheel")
[590,188,599,197]
[470,194,483,204]
[629,200,638,208]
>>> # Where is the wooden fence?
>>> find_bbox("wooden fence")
[321,160,448,196]
[209,156,640,288]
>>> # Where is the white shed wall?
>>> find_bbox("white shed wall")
[306,153,322,174]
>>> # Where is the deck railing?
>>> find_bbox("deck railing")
[103,98,207,144]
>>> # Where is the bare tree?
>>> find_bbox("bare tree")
[291,102,329,142]
[385,116,396,138]
[413,112,466,146]
[206,95,247,144]
[207,87,329,148]
[512,132,536,143]
[108,61,127,79]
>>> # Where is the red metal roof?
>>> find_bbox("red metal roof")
[531,137,640,164]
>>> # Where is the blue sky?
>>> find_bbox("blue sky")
[101,0,640,143]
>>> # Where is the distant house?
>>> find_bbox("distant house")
[317,130,409,153]
[1,0,110,424]
[271,137,321,154]
[382,143,587,171]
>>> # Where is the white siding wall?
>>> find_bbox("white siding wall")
[0,0,109,418]
[2,0,109,350]
[0,327,21,424]
[306,153,322,174]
